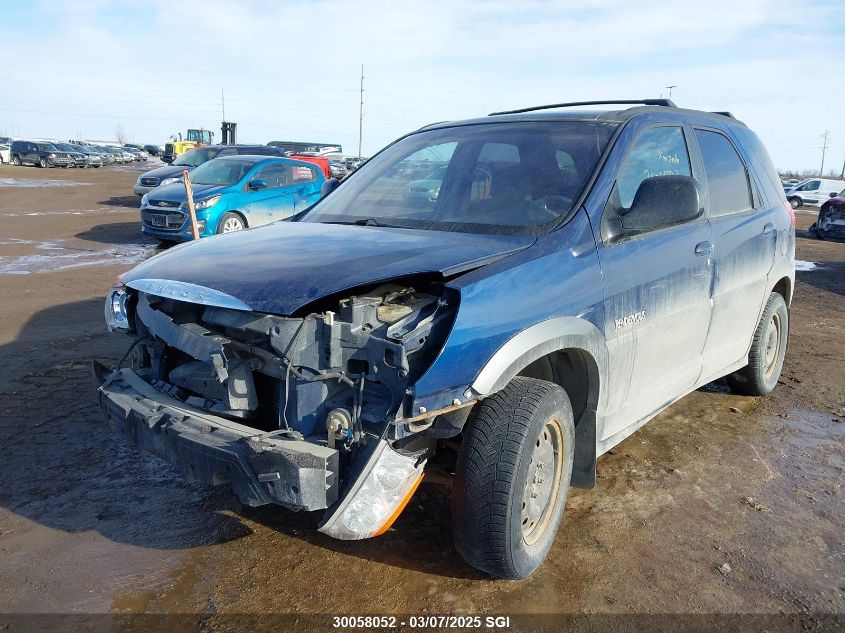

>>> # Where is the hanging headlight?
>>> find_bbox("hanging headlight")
[319,440,425,540]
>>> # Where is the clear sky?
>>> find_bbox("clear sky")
[1,0,843,173]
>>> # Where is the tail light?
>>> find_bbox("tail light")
[784,200,796,229]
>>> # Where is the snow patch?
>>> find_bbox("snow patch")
[0,178,91,188]
[0,240,158,275]
[794,260,818,272]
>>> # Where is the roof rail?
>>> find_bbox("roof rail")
[488,99,676,116]
[711,111,736,119]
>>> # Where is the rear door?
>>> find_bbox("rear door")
[597,124,714,441]
[694,127,778,379]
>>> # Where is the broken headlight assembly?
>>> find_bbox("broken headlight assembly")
[319,439,425,539]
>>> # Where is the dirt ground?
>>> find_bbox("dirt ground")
[0,164,842,631]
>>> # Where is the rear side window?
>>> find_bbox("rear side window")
[695,129,752,216]
[617,126,691,208]
[290,165,317,183]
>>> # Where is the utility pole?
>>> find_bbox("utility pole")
[840,156,844,180]
[358,65,364,159]
[221,88,226,122]
[819,129,830,177]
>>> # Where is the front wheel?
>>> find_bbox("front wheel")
[216,212,245,234]
[728,292,789,396]
[452,376,574,579]
[39,157,48,168]
[789,197,801,210]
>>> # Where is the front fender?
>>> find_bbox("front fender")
[470,316,607,405]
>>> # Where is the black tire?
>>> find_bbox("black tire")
[452,376,575,579]
[12,155,21,166]
[216,212,246,234]
[39,157,48,168]
[788,197,801,210]
[728,292,788,396]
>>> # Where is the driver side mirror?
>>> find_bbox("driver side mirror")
[621,175,701,232]
[248,179,268,191]
[321,177,340,197]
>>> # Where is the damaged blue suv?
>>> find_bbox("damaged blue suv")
[94,99,795,579]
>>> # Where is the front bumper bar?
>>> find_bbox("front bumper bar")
[92,362,339,510]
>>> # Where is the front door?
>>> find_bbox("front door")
[244,162,295,226]
[597,124,714,442]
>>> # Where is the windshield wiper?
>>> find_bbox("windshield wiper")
[353,218,384,226]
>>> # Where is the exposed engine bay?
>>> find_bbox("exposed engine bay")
[96,278,465,535]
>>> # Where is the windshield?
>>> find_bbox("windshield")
[174,147,219,167]
[37,144,58,151]
[188,158,253,186]
[302,121,617,235]
[55,144,75,152]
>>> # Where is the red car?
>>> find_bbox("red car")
[289,154,331,179]
[814,189,845,240]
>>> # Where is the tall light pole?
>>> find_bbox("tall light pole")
[665,85,677,99]
[819,130,830,177]
[358,65,364,159]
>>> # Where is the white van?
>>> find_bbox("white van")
[785,178,845,209]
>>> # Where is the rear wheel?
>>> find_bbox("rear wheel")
[217,212,246,234]
[12,155,21,166]
[728,292,788,396]
[452,376,574,579]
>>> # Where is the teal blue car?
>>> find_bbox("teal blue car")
[140,155,325,242]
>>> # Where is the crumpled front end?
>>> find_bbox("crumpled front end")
[817,202,845,240]
[95,277,461,536]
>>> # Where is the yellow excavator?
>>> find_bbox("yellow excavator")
[161,128,215,164]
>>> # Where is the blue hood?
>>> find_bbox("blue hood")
[146,182,228,202]
[123,221,534,315]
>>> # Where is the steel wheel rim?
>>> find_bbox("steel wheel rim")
[764,312,781,376]
[222,217,243,233]
[521,417,564,546]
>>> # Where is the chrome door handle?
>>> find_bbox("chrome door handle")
[763,222,775,235]
[695,241,713,256]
